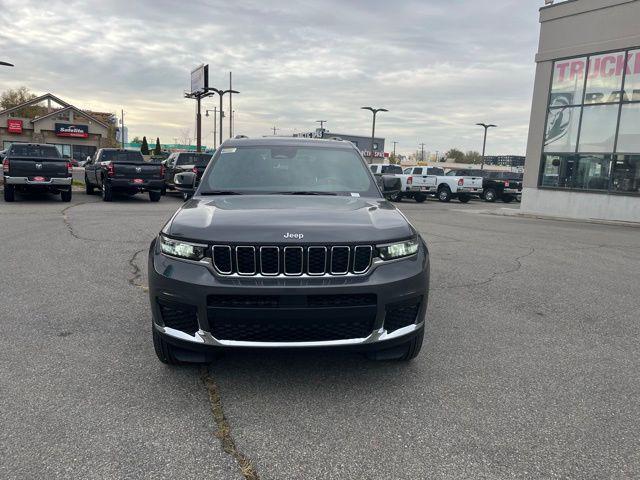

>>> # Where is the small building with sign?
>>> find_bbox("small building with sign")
[293,128,387,163]
[522,0,640,223]
[0,93,115,162]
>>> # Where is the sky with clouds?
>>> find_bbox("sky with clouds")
[0,0,543,156]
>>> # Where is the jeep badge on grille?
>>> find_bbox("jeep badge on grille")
[283,232,304,239]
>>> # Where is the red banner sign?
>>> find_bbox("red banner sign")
[7,119,23,134]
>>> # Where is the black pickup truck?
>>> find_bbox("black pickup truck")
[162,152,213,197]
[481,171,523,203]
[84,149,165,202]
[2,143,73,202]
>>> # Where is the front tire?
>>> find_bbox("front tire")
[61,189,72,202]
[437,186,451,202]
[153,329,183,365]
[149,191,161,202]
[102,182,113,202]
[3,184,15,202]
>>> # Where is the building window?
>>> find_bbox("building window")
[611,155,640,193]
[540,47,640,196]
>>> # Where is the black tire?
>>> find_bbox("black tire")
[149,190,161,202]
[391,192,402,202]
[458,194,470,203]
[414,193,426,203]
[61,189,72,202]
[437,186,451,202]
[101,182,113,202]
[502,195,514,203]
[366,329,424,361]
[85,176,94,195]
[153,329,183,365]
[182,192,191,201]
[484,188,497,202]
[4,184,15,202]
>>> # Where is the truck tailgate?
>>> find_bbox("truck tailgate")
[8,158,68,178]
[460,177,483,189]
[110,162,163,180]
[410,175,437,189]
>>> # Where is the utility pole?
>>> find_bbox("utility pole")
[476,123,497,170]
[316,120,327,138]
[121,110,125,149]
[392,141,398,157]
[361,107,388,164]
[419,143,426,162]
[229,72,233,138]
[272,126,279,136]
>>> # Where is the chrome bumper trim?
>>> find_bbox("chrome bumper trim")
[157,321,424,348]
[4,176,72,186]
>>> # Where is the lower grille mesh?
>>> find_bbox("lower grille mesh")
[385,301,421,333]
[158,300,199,335]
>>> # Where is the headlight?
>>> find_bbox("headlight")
[159,234,206,260]
[377,237,419,260]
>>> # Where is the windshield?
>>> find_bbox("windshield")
[10,144,61,159]
[176,153,212,166]
[101,150,144,163]
[200,146,380,196]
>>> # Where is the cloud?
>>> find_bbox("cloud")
[0,0,541,155]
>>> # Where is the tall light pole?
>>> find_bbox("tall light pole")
[206,108,217,149]
[476,123,497,170]
[419,143,426,162]
[392,141,398,157]
[209,88,240,144]
[361,107,388,164]
[271,126,279,136]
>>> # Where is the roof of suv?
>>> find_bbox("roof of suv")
[222,137,355,149]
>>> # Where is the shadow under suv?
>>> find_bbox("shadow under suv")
[148,137,430,363]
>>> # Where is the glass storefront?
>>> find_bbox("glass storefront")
[540,49,640,195]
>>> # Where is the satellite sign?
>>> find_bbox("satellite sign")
[190,64,209,94]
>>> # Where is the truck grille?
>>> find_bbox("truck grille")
[211,245,373,276]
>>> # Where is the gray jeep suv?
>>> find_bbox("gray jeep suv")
[148,137,430,363]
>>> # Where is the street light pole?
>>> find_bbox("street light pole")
[272,126,279,136]
[316,120,327,138]
[476,123,497,170]
[419,143,426,162]
[361,107,388,164]
[206,108,217,149]
[392,141,398,157]
[208,88,240,144]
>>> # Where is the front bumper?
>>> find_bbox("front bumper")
[148,239,430,350]
[4,176,72,186]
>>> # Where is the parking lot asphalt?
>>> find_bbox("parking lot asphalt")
[1,193,638,479]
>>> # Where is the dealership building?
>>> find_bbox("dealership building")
[522,0,640,223]
[293,128,387,163]
[0,93,115,163]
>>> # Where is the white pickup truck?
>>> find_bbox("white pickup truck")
[370,164,437,203]
[399,166,484,203]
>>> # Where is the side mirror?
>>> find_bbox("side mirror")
[379,174,401,200]
[174,171,196,194]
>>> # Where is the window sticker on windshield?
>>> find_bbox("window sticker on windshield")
[351,193,360,197]
[221,148,236,153]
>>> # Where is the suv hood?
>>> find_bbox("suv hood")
[164,195,414,244]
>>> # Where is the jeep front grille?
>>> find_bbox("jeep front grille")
[211,245,373,276]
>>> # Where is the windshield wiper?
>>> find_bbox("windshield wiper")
[271,191,338,196]
[199,190,243,195]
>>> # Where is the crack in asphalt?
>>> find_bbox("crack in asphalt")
[61,200,101,241]
[435,246,536,290]
[127,249,148,292]
[200,368,261,480]
[61,200,150,244]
